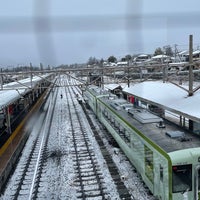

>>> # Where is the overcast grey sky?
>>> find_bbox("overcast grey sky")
[1,0,200,67]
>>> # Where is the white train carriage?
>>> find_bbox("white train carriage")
[84,86,200,200]
[0,74,53,136]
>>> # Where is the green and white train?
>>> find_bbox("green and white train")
[84,85,200,200]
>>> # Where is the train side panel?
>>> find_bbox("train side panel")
[85,86,200,200]
[83,89,97,113]
[96,97,172,199]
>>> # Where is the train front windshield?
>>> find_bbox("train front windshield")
[172,164,192,193]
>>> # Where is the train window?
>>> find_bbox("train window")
[145,145,154,183]
[172,164,192,193]
[0,110,4,117]
[160,165,163,182]
[0,110,5,129]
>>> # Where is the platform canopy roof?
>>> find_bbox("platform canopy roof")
[0,74,51,110]
[123,81,200,123]
[0,89,25,109]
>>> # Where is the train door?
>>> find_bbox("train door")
[0,110,4,128]
[195,165,200,199]
[199,168,200,200]
[159,165,167,199]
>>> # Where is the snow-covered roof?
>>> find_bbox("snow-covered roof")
[0,89,25,109]
[0,74,51,109]
[4,74,50,89]
[178,50,188,55]
[117,61,128,65]
[137,54,148,57]
[193,50,200,55]
[185,50,200,56]
[104,84,121,91]
[151,54,169,59]
[123,81,200,122]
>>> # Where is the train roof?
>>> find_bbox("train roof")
[100,96,200,153]
[4,74,51,89]
[104,84,121,91]
[123,81,200,123]
[0,89,25,109]
[86,85,117,98]
[0,74,50,109]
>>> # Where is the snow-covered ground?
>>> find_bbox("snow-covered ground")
[0,80,156,200]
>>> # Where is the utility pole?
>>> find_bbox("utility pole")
[127,61,130,87]
[30,62,34,103]
[101,67,104,89]
[174,44,177,61]
[162,65,168,83]
[188,35,193,96]
[0,68,3,90]
[30,62,33,89]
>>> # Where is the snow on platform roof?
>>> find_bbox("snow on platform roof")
[0,74,51,109]
[0,89,25,109]
[123,81,200,122]
[4,74,50,89]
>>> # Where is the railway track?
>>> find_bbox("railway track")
[69,78,133,199]
[65,84,109,199]
[1,76,119,199]
[0,87,58,199]
[1,74,154,199]
[69,76,155,200]
[80,103,133,200]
